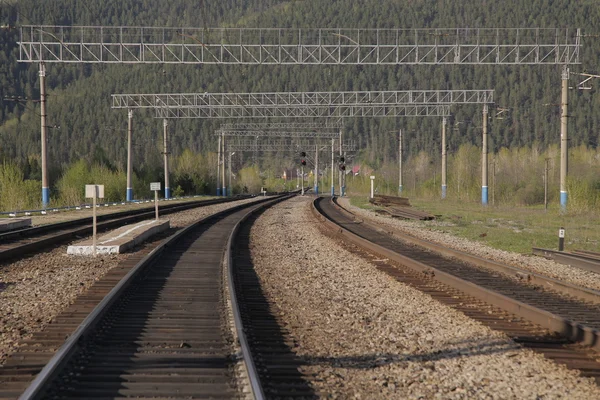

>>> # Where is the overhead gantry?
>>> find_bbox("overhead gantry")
[112,89,493,198]
[17,25,580,207]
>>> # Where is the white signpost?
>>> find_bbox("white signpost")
[370,176,375,199]
[150,182,161,220]
[85,184,104,256]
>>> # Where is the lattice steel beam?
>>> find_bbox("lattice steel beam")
[217,130,341,138]
[226,140,356,152]
[219,122,342,130]
[113,90,493,108]
[154,104,451,118]
[19,26,581,64]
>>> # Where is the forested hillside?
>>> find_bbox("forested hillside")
[1,0,600,206]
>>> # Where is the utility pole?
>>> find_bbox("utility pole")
[228,149,234,197]
[441,118,447,199]
[163,119,170,199]
[339,129,343,195]
[492,157,496,206]
[399,129,403,195]
[221,133,226,196]
[40,63,49,208]
[481,105,489,206]
[217,134,222,196]
[560,66,569,210]
[126,109,133,201]
[314,145,319,194]
[331,138,335,196]
[545,157,550,211]
[301,165,304,195]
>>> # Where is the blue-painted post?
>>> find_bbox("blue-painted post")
[163,119,170,199]
[40,63,50,208]
[481,105,489,206]
[126,109,134,201]
[560,66,569,210]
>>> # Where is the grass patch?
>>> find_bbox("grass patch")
[349,195,600,255]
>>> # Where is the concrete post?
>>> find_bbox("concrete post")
[228,149,232,196]
[221,133,226,196]
[331,138,335,196]
[314,145,319,194]
[399,129,403,195]
[441,118,447,199]
[481,105,489,205]
[217,134,222,196]
[560,66,569,210]
[126,109,133,201]
[339,129,343,194]
[40,63,49,208]
[163,119,170,199]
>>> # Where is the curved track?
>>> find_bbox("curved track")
[0,197,243,264]
[314,197,600,382]
[0,195,294,399]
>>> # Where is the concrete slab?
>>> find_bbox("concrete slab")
[0,218,32,232]
[67,219,170,256]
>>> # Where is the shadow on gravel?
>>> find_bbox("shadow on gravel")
[233,210,318,399]
[298,338,522,369]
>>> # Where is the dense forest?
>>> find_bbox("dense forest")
[1,0,600,208]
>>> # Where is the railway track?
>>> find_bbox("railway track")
[0,194,311,399]
[0,197,244,264]
[314,197,600,382]
[532,247,600,274]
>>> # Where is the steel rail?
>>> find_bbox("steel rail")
[0,197,238,242]
[0,197,244,263]
[225,195,294,399]
[18,195,287,399]
[532,247,600,275]
[335,199,600,305]
[312,197,600,350]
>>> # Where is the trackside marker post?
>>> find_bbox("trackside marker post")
[558,227,565,251]
[151,182,161,220]
[85,184,104,257]
[370,176,375,199]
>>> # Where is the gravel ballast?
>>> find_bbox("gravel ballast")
[249,196,600,398]
[0,196,265,365]
[338,197,600,292]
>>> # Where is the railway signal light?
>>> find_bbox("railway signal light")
[339,156,345,163]
[339,164,346,171]
[300,151,307,166]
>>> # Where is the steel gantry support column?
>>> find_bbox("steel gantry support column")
[399,129,403,195]
[228,149,233,197]
[163,119,170,199]
[40,63,49,208]
[441,118,447,199]
[126,109,133,201]
[217,134,222,196]
[338,130,343,196]
[221,133,226,197]
[331,138,335,196]
[560,66,569,210]
[314,146,319,195]
[481,105,489,205]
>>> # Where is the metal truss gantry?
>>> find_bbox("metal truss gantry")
[19,26,581,65]
[216,129,340,139]
[155,105,450,118]
[226,140,356,152]
[112,90,495,118]
[219,122,343,130]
